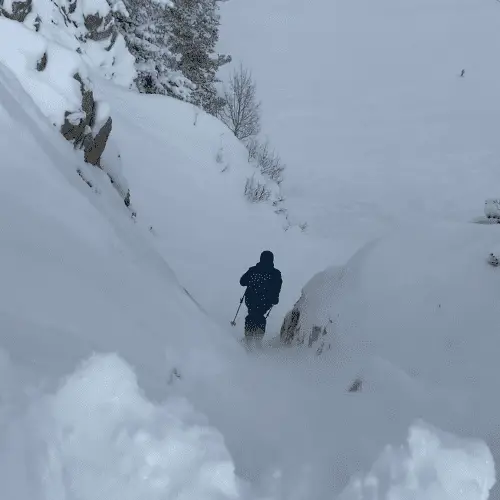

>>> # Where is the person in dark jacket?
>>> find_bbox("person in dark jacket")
[239,250,282,348]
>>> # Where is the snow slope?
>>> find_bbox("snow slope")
[2,49,496,500]
[219,0,500,247]
[0,60,259,500]
[93,75,340,334]
[5,57,494,500]
[0,0,498,497]
[281,221,500,496]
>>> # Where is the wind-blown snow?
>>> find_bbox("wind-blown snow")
[340,421,495,500]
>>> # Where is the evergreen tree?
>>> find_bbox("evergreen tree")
[112,0,195,99]
[168,0,231,114]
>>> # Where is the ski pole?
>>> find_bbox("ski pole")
[265,306,273,319]
[231,292,245,326]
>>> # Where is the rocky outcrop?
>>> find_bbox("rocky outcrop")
[36,51,47,71]
[280,308,300,345]
[280,298,331,355]
[84,11,116,48]
[0,0,134,204]
[60,72,111,167]
[0,0,32,22]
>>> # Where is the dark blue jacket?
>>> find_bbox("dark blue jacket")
[240,262,282,309]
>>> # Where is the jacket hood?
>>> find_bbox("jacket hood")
[259,250,274,267]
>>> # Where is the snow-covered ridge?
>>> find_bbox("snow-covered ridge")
[0,0,135,86]
[0,0,135,197]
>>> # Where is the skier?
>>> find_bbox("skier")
[239,250,282,349]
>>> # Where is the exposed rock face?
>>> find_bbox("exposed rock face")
[280,308,300,345]
[0,0,32,22]
[84,11,116,46]
[36,51,47,71]
[60,72,112,167]
[0,0,134,202]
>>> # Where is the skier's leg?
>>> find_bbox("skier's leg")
[244,311,259,351]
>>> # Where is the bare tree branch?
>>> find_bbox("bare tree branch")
[219,64,261,140]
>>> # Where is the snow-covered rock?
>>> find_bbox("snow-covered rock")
[0,0,136,195]
[282,223,500,395]
[339,420,495,500]
[484,199,500,219]
[0,0,136,87]
[0,18,112,167]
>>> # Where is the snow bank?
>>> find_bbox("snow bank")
[289,224,500,390]
[340,420,495,500]
[0,353,245,500]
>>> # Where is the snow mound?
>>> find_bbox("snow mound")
[484,199,500,219]
[286,223,500,392]
[340,420,495,500]
[0,353,245,500]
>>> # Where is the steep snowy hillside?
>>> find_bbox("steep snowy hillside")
[0,60,262,499]
[219,0,500,248]
[1,0,498,498]
[3,61,495,500]
[93,75,339,333]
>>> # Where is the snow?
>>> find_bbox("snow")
[0,57,259,500]
[21,0,137,88]
[0,18,85,127]
[485,199,500,219]
[0,353,243,500]
[1,0,500,498]
[339,420,496,500]
[93,75,338,334]
[218,0,500,247]
[281,222,500,497]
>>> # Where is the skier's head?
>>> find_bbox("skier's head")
[259,250,274,266]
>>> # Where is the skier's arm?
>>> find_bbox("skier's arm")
[239,268,253,286]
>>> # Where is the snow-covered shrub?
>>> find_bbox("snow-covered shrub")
[245,139,285,185]
[256,141,285,184]
[244,175,271,203]
[245,136,259,162]
[339,420,495,500]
